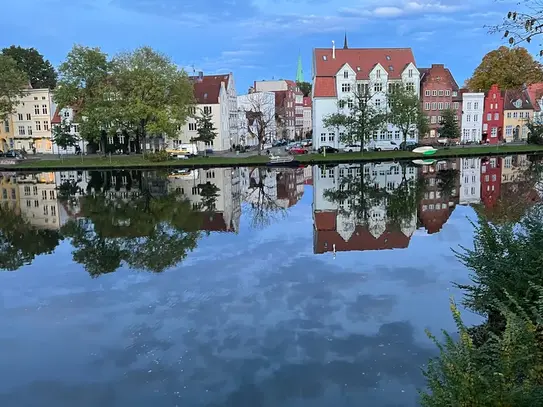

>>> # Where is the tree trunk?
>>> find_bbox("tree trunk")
[140,120,147,154]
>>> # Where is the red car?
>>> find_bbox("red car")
[289,146,308,154]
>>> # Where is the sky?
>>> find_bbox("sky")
[0,0,536,93]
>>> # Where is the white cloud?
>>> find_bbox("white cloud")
[374,7,404,17]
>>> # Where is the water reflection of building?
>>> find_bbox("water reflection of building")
[0,172,19,212]
[167,168,240,232]
[55,170,90,223]
[480,157,501,209]
[460,158,481,205]
[240,167,304,209]
[313,162,418,254]
[17,172,60,230]
[418,159,460,234]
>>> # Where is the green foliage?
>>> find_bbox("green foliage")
[387,84,425,145]
[146,150,170,162]
[527,120,543,145]
[438,109,460,139]
[323,87,386,150]
[52,118,79,150]
[421,297,543,407]
[297,81,312,97]
[197,182,219,212]
[0,55,27,119]
[1,46,57,89]
[194,108,217,145]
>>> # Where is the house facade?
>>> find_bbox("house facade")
[51,107,89,154]
[526,83,543,124]
[460,92,485,142]
[302,96,312,137]
[237,91,276,147]
[11,88,55,154]
[166,73,237,152]
[482,84,504,144]
[480,156,501,209]
[312,44,420,150]
[419,64,460,140]
[0,116,14,152]
[254,80,298,139]
[503,88,533,142]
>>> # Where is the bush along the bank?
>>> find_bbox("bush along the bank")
[146,150,170,162]
[420,205,543,406]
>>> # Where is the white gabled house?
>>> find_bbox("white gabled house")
[312,41,421,150]
[51,107,90,154]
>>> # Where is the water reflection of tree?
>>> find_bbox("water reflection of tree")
[61,172,204,277]
[0,205,61,271]
[245,167,286,229]
[323,163,425,231]
[436,168,459,198]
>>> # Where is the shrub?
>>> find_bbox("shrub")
[146,150,170,162]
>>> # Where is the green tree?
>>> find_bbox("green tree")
[466,46,543,91]
[438,109,460,140]
[1,46,57,89]
[526,119,543,144]
[387,84,426,146]
[111,46,195,153]
[0,55,27,119]
[54,45,113,152]
[197,182,220,212]
[193,108,217,154]
[296,81,312,97]
[323,86,386,153]
[52,118,79,153]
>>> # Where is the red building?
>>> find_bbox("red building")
[480,156,501,209]
[482,84,504,144]
[419,64,461,141]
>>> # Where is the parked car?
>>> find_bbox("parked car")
[343,144,362,152]
[285,142,299,151]
[399,140,420,151]
[289,146,308,154]
[301,139,313,147]
[272,140,287,147]
[368,140,399,151]
[318,146,339,154]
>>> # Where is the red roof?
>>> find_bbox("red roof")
[303,96,312,107]
[314,77,336,97]
[190,74,230,104]
[526,83,543,112]
[51,107,61,124]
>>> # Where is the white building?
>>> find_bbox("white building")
[51,107,89,154]
[459,157,481,205]
[302,96,312,137]
[461,92,485,142]
[312,162,417,253]
[166,72,237,152]
[312,43,420,150]
[11,88,55,154]
[17,172,61,229]
[237,92,276,147]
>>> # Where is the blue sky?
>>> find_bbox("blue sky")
[1,0,532,93]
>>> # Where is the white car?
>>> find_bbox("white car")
[343,144,362,152]
[367,140,399,151]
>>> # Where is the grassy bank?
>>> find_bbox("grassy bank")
[6,144,543,171]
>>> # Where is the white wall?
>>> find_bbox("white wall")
[459,158,481,204]
[51,107,89,155]
[461,93,485,142]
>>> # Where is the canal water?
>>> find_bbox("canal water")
[0,154,540,406]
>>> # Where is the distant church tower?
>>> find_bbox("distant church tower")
[343,32,348,49]
[296,53,304,83]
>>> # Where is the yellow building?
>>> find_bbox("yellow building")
[12,88,54,154]
[17,172,60,229]
[0,116,14,152]
[0,172,20,213]
[503,88,534,142]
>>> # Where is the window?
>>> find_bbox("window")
[118,135,125,144]
[42,104,48,114]
[34,105,40,114]
[445,102,450,109]
[491,127,497,137]
[438,102,443,110]
[203,106,212,114]
[347,100,354,109]
[467,102,472,109]
[473,114,478,122]
[432,102,437,110]
[474,102,479,109]
[438,90,444,96]
[27,126,32,135]
[374,99,381,108]
[507,112,512,118]
[43,205,48,216]
[453,102,459,109]
[387,131,392,139]
[42,190,47,200]
[43,121,49,131]
[3,120,8,133]
[466,114,471,122]
[320,133,326,142]
[408,69,413,78]
[26,113,31,120]
[505,125,513,136]
[526,111,530,118]
[73,125,79,132]
[425,90,430,96]
[341,83,351,92]
[424,102,430,110]
[18,126,25,135]
[513,112,518,118]
[338,100,346,108]
[463,129,470,138]
[206,170,215,179]
[188,122,197,131]
[343,70,348,78]
[431,116,436,124]
[63,111,70,118]
[432,90,437,96]
[328,133,335,142]
[405,82,414,92]
[189,107,196,115]
[35,121,41,131]
[374,82,382,92]
[107,136,114,144]
[445,90,450,96]
[376,69,381,78]
[430,129,436,137]
[51,205,56,217]
[18,113,23,120]
[50,190,55,199]
[487,113,491,121]
[394,130,400,139]
[437,116,442,123]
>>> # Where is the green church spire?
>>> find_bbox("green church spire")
[296,53,303,83]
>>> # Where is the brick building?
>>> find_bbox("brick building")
[482,84,504,144]
[419,64,461,141]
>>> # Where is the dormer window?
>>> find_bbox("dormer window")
[388,65,394,71]
[356,67,361,71]
[408,69,413,78]
[343,71,348,79]
[376,69,381,78]
[514,99,522,108]
[323,55,327,61]
[386,55,391,60]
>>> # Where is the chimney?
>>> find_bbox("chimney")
[198,71,203,81]
[332,40,335,59]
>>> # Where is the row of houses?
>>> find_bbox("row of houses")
[0,72,313,155]
[310,38,543,148]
